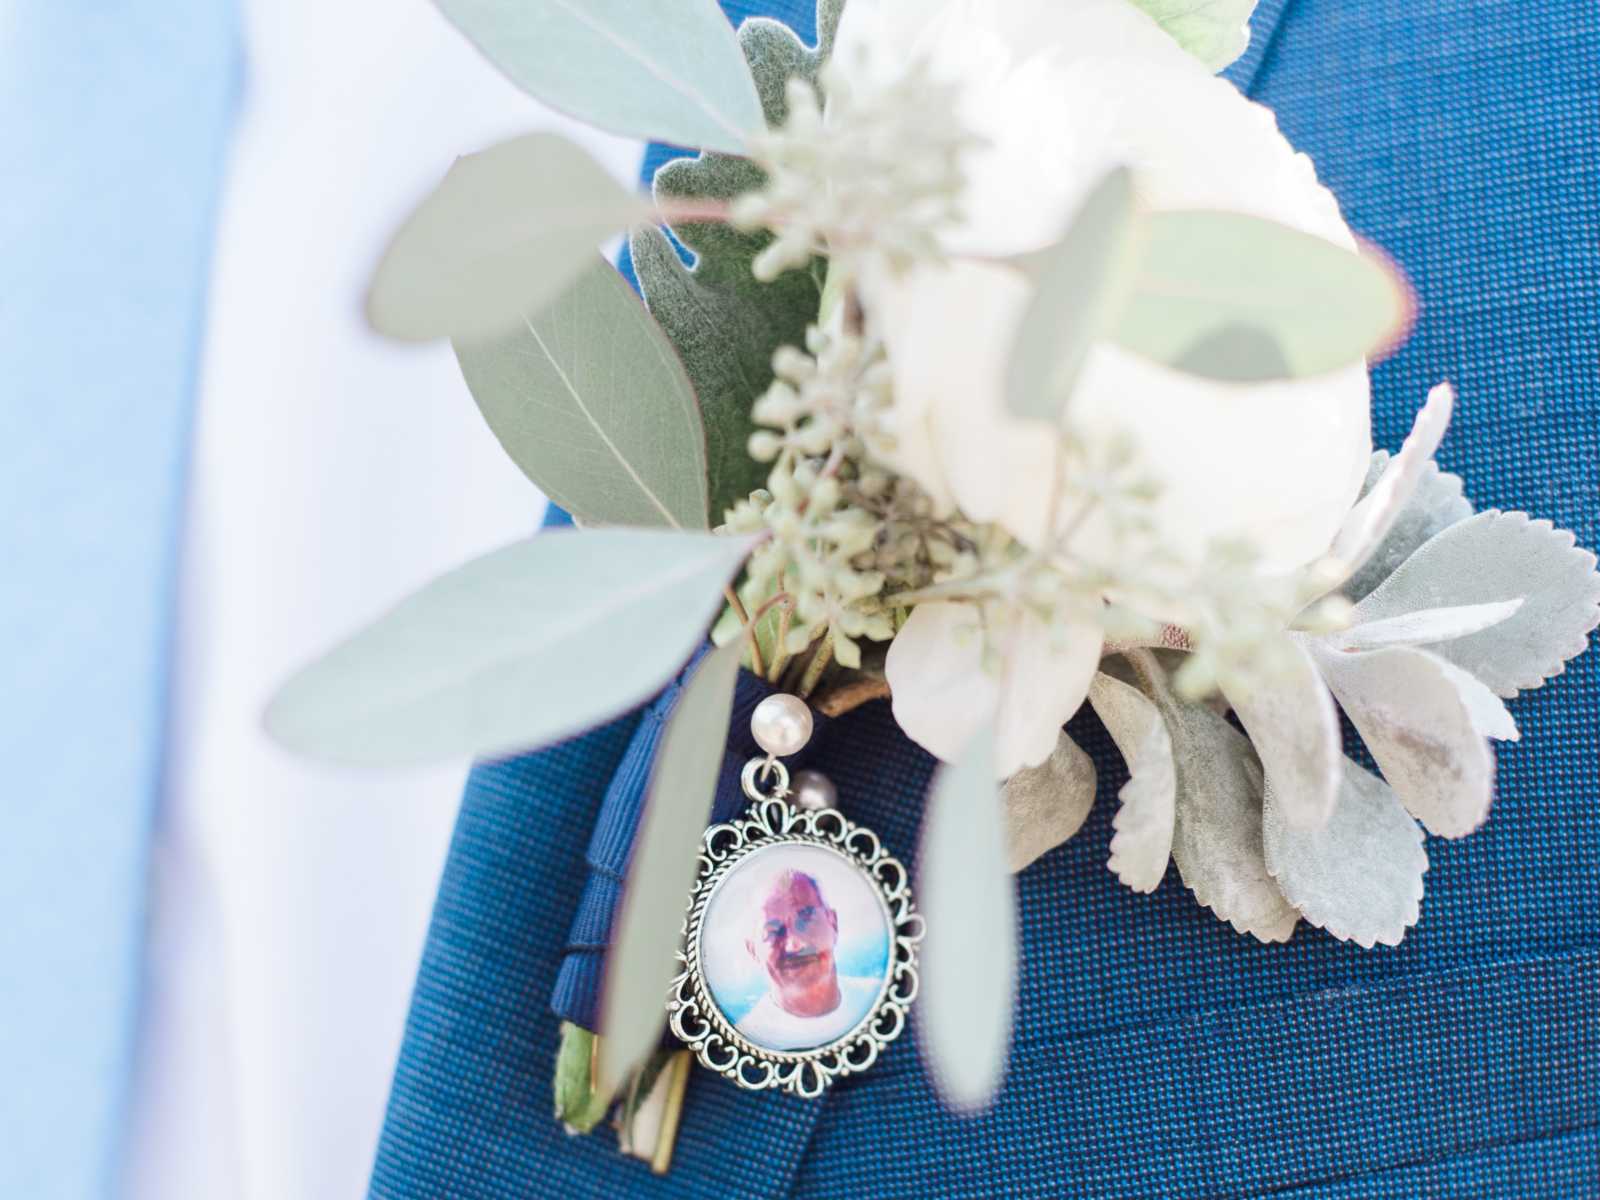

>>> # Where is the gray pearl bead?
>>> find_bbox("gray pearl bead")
[790,769,838,811]
[750,693,814,758]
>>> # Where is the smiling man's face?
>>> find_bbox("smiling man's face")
[746,870,841,1017]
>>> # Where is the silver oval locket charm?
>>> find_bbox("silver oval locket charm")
[667,695,923,1098]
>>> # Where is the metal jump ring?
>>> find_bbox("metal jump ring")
[740,756,791,802]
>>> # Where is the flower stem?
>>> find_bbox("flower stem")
[723,585,765,678]
[796,630,835,698]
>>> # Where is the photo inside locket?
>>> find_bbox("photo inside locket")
[699,843,892,1053]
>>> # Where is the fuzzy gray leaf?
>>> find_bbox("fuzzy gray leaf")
[919,725,1015,1113]
[1342,455,1473,604]
[1120,655,1297,942]
[1352,511,1600,697]
[1087,672,1175,893]
[1337,600,1523,652]
[1226,634,1342,830]
[265,529,752,765]
[455,258,709,530]
[436,0,764,154]
[631,7,841,523]
[1001,732,1097,872]
[598,640,742,1094]
[1264,759,1426,949]
[1324,383,1454,592]
[1312,643,1496,838]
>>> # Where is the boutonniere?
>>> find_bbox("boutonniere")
[266,0,1598,1115]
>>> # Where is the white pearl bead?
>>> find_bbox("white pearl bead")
[750,693,814,758]
[790,769,838,811]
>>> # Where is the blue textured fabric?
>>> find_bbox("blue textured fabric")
[370,1,1600,1196]
[0,6,238,1198]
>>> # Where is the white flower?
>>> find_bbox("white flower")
[885,600,1103,777]
[835,0,1373,573]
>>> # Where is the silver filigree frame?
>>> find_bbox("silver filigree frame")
[667,795,923,1098]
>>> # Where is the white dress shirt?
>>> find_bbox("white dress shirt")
[121,4,638,1197]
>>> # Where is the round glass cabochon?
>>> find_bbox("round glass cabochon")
[699,842,892,1053]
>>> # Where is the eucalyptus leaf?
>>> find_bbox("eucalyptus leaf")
[455,258,709,530]
[1087,671,1176,894]
[1351,510,1600,697]
[1128,0,1257,71]
[1342,455,1473,604]
[1263,760,1426,949]
[1115,210,1409,382]
[366,132,646,343]
[265,529,753,765]
[436,0,764,154]
[1323,383,1454,590]
[1226,634,1341,830]
[918,725,1015,1112]
[1006,168,1138,422]
[553,1021,613,1133]
[632,6,842,522]
[1000,731,1097,872]
[598,639,743,1094]
[1312,643,1496,838]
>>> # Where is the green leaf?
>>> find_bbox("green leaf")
[1115,210,1411,382]
[552,1022,613,1133]
[1127,0,1258,72]
[918,725,1015,1112]
[265,529,752,765]
[1007,168,1139,421]
[435,0,765,154]
[366,131,646,343]
[597,639,743,1094]
[631,4,843,523]
[455,259,710,530]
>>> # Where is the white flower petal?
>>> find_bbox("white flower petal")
[1311,643,1495,838]
[1225,634,1342,830]
[1263,759,1426,949]
[851,0,1372,572]
[885,600,1101,777]
[1087,671,1176,893]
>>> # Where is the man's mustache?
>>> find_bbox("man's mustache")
[775,948,826,972]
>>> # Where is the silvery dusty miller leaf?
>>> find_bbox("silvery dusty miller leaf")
[1115,210,1409,382]
[1323,383,1454,591]
[919,725,1015,1112]
[1342,453,1474,604]
[1336,600,1523,653]
[1352,510,1600,697]
[1006,168,1138,422]
[632,3,843,523]
[436,0,764,155]
[455,258,710,530]
[1116,654,1297,942]
[1226,634,1341,830]
[1000,731,1096,873]
[1311,643,1496,838]
[1087,671,1175,894]
[366,132,646,343]
[599,639,742,1094]
[1263,760,1426,949]
[265,529,752,765]
[1127,0,1257,71]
